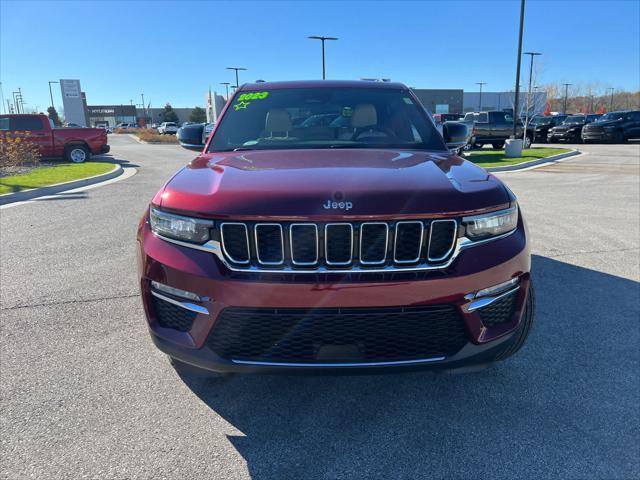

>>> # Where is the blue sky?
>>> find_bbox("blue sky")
[1,0,639,111]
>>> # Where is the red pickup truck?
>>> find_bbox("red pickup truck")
[0,114,110,163]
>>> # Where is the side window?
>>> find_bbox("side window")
[627,112,640,121]
[10,116,43,131]
[0,118,9,130]
[478,112,488,123]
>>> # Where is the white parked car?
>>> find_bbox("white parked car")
[157,122,178,135]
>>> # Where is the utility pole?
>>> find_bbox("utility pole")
[523,52,542,147]
[308,36,338,80]
[18,88,24,113]
[512,0,525,137]
[475,82,487,111]
[0,82,5,114]
[562,83,572,114]
[226,67,247,88]
[48,81,59,110]
[606,87,614,111]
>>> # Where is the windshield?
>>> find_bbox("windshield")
[563,116,586,124]
[529,116,553,125]
[596,112,625,122]
[208,87,445,152]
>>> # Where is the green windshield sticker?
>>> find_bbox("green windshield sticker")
[234,91,270,110]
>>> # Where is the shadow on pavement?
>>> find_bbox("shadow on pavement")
[95,154,140,168]
[177,254,639,479]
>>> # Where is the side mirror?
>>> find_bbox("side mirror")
[442,122,469,152]
[177,124,205,151]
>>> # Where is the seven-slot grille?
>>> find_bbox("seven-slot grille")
[218,219,457,270]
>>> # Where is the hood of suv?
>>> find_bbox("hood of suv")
[156,149,510,218]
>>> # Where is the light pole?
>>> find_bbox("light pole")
[140,93,146,126]
[308,36,338,80]
[523,51,542,147]
[0,81,4,114]
[220,82,231,99]
[562,83,572,114]
[48,81,59,110]
[226,67,247,88]
[606,87,614,111]
[475,82,487,111]
[512,0,526,138]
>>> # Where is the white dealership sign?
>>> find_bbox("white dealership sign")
[60,79,87,126]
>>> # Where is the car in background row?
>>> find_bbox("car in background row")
[547,114,600,143]
[115,123,138,129]
[524,114,567,143]
[1,114,110,162]
[581,110,640,143]
[157,122,178,135]
[463,111,525,149]
[432,113,464,124]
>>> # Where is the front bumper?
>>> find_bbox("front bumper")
[137,215,531,373]
[547,130,580,141]
[582,130,613,142]
[99,144,110,154]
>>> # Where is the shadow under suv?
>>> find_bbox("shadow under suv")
[137,80,534,374]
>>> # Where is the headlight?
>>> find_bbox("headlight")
[463,206,518,240]
[150,207,213,243]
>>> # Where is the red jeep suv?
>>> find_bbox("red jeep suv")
[137,81,534,374]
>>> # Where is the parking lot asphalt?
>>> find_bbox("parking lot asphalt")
[1,136,639,479]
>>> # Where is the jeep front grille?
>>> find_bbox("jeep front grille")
[217,219,458,272]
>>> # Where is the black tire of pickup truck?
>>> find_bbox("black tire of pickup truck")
[65,145,90,163]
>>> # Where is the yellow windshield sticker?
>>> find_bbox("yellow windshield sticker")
[234,91,270,110]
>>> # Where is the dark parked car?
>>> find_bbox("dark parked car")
[525,114,567,143]
[547,114,600,143]
[432,113,464,124]
[581,110,640,143]
[463,111,525,149]
[138,80,533,375]
[176,122,205,148]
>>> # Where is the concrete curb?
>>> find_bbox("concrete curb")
[0,164,123,205]
[485,149,581,172]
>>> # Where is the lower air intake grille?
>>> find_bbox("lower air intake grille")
[152,296,197,332]
[207,305,468,363]
[478,291,518,327]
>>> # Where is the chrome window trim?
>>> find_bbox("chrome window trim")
[289,223,319,266]
[153,219,517,274]
[325,223,353,266]
[427,219,458,262]
[393,221,424,264]
[254,223,285,265]
[150,290,209,315]
[232,356,446,367]
[220,222,250,264]
[359,222,389,265]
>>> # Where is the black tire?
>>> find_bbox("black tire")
[492,142,504,150]
[523,135,533,149]
[495,285,536,361]
[64,144,90,163]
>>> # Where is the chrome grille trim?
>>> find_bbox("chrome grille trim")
[254,223,284,265]
[393,221,424,264]
[220,222,250,264]
[324,223,353,266]
[289,223,319,266]
[427,219,458,262]
[359,222,389,265]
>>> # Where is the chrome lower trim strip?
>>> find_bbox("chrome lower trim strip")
[427,219,458,262]
[153,225,517,274]
[150,290,209,315]
[465,286,520,313]
[231,356,446,367]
